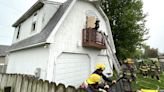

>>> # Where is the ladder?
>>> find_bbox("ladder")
[101,32,121,76]
[101,33,133,92]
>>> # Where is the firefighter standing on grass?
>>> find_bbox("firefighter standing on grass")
[150,60,160,82]
[121,58,136,82]
[139,62,149,78]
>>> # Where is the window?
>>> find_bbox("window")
[86,10,99,29]
[31,12,37,32]
[32,22,36,31]
[16,26,21,39]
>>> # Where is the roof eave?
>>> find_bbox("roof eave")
[9,42,48,52]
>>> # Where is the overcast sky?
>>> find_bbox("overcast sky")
[143,0,164,53]
[0,0,164,52]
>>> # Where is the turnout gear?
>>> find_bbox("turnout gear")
[80,74,101,91]
[150,61,160,80]
[121,58,136,82]
[80,74,107,92]
[139,63,149,78]
[81,63,115,92]
[94,64,113,83]
[93,70,112,83]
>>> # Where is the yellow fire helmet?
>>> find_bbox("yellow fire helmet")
[96,64,105,70]
[127,58,134,64]
[87,74,101,84]
[141,89,158,92]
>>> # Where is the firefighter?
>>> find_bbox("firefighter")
[150,60,160,82]
[139,62,149,78]
[121,58,136,82]
[94,19,100,30]
[80,74,101,92]
[93,64,116,84]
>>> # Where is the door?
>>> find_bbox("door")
[55,53,90,87]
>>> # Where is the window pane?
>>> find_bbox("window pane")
[16,26,21,39]
[32,22,36,31]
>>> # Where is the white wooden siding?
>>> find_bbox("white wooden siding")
[55,53,90,87]
[96,55,113,76]
[47,0,113,82]
[7,46,49,79]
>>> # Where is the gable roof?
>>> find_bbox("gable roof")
[0,45,10,56]
[10,0,73,52]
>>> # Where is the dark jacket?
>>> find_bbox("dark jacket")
[93,70,112,82]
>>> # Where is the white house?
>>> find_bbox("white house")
[7,0,116,87]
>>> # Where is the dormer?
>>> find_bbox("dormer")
[12,1,61,43]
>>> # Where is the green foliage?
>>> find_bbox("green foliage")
[132,49,144,59]
[100,0,148,60]
[131,74,164,91]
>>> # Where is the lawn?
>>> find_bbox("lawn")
[131,73,164,91]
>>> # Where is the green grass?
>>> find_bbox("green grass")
[131,73,164,91]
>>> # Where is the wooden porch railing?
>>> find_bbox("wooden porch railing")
[82,28,106,49]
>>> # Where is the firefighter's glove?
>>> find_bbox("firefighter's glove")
[112,80,116,84]
[99,89,107,92]
[104,85,109,89]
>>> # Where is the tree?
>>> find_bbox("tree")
[144,46,158,58]
[100,0,148,60]
[132,48,144,59]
